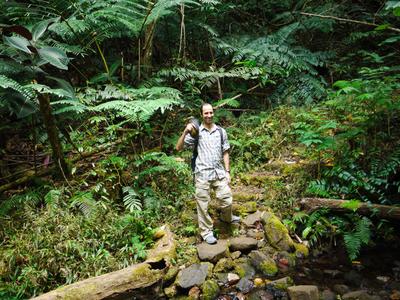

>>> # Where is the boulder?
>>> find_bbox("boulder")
[243,211,263,227]
[176,263,212,289]
[230,236,258,252]
[267,276,294,291]
[322,289,336,300]
[342,290,374,300]
[197,240,229,262]
[260,211,294,252]
[287,285,319,300]
[201,279,220,300]
[236,277,254,293]
[248,250,278,277]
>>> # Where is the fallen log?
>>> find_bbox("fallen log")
[33,225,176,300]
[298,197,400,220]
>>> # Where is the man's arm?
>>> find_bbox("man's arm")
[223,150,231,183]
[175,123,193,151]
[223,151,230,171]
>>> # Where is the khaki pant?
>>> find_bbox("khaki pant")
[195,176,233,239]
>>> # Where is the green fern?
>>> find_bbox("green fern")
[0,190,42,217]
[70,191,96,217]
[53,85,182,122]
[343,216,372,260]
[122,186,142,212]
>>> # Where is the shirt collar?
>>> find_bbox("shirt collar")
[200,123,217,133]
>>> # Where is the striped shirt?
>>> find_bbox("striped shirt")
[184,123,230,180]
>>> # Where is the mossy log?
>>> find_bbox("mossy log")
[298,197,400,220]
[32,225,176,300]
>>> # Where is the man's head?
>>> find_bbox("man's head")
[200,103,214,126]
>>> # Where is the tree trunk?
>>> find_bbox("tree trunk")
[37,93,69,177]
[298,197,400,220]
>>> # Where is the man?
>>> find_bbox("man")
[176,103,240,244]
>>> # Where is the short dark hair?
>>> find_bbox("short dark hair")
[200,103,213,115]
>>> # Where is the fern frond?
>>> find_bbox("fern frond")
[70,191,96,217]
[122,186,142,212]
[0,75,35,101]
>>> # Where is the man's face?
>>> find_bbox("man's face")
[202,104,214,125]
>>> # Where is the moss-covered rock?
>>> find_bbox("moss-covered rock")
[214,258,234,273]
[164,266,179,282]
[239,201,258,214]
[294,243,309,258]
[164,284,178,298]
[268,276,294,291]
[259,259,278,277]
[201,279,220,300]
[260,211,294,252]
[248,250,278,277]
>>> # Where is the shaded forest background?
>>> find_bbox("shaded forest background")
[0,0,400,298]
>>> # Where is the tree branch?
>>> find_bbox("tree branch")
[299,12,400,33]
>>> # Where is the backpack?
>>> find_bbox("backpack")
[191,125,224,173]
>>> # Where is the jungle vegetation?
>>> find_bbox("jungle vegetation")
[0,0,399,298]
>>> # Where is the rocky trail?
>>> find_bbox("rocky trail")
[33,161,400,300]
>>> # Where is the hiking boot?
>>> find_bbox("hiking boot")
[204,234,217,245]
[231,215,241,224]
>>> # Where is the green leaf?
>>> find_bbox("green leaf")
[32,17,60,42]
[302,226,312,239]
[38,47,69,70]
[3,36,32,54]
[394,7,400,16]
[385,1,400,10]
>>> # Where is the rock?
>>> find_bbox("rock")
[214,273,240,286]
[248,289,274,300]
[214,258,234,273]
[267,277,294,291]
[323,269,342,278]
[197,240,229,262]
[164,266,179,283]
[227,273,240,285]
[344,270,363,287]
[240,201,258,213]
[333,284,350,295]
[234,260,256,278]
[322,289,336,300]
[260,211,294,252]
[230,236,258,252]
[177,263,211,289]
[287,285,319,300]
[164,284,177,298]
[254,277,264,287]
[247,229,265,240]
[189,286,201,299]
[236,277,254,293]
[376,276,390,283]
[390,290,400,300]
[277,251,296,267]
[294,242,309,258]
[231,251,241,259]
[201,279,220,300]
[248,250,278,277]
[342,290,374,300]
[243,211,263,227]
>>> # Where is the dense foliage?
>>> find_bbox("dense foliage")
[1,0,400,298]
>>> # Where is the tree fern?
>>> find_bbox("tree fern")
[53,84,182,122]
